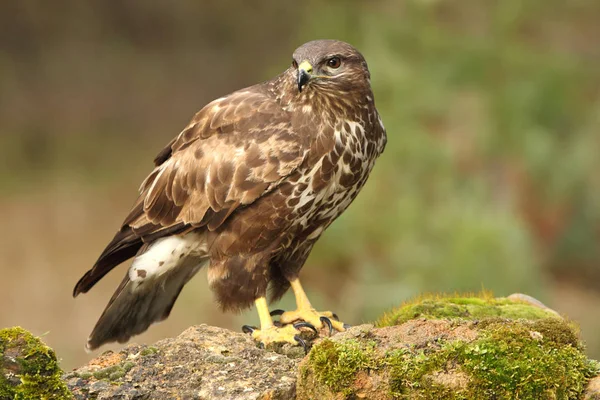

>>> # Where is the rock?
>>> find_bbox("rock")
[0,326,71,399]
[583,375,600,400]
[4,294,600,399]
[298,320,598,399]
[63,324,303,400]
[297,294,600,399]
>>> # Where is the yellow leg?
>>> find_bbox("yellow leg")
[256,297,274,330]
[249,296,301,346]
[278,278,346,332]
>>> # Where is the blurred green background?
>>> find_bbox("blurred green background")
[1,0,599,371]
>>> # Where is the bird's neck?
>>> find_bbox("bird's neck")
[271,71,373,116]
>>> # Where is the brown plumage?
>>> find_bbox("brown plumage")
[74,39,386,350]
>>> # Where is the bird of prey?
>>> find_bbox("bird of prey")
[73,39,387,350]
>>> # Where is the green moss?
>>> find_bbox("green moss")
[529,318,581,348]
[0,326,72,399]
[308,338,377,396]
[376,293,559,327]
[122,361,135,371]
[303,294,598,399]
[91,361,135,382]
[385,342,472,399]
[461,320,598,399]
[140,346,159,356]
[76,372,92,380]
[384,319,599,399]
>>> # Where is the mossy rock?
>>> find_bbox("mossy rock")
[375,292,560,327]
[0,326,72,399]
[297,295,599,400]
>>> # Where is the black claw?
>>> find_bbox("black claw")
[294,335,309,354]
[343,323,352,330]
[242,325,256,334]
[270,309,285,317]
[293,321,318,334]
[320,316,334,336]
[332,313,339,321]
[258,342,265,349]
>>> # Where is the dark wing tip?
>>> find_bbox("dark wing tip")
[73,225,144,297]
[73,273,91,297]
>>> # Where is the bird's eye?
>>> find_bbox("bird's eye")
[327,57,341,69]
[292,60,298,69]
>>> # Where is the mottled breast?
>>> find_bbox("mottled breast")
[289,111,386,239]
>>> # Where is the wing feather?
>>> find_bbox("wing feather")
[74,87,307,296]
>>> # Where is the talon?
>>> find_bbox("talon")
[343,323,352,329]
[293,321,318,334]
[242,325,256,334]
[320,316,334,336]
[270,309,285,317]
[280,308,348,334]
[258,342,265,349]
[294,335,309,354]
[332,313,339,321]
[248,324,303,348]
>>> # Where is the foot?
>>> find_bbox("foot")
[271,308,348,335]
[241,324,310,352]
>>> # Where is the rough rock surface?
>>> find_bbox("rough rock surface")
[584,375,600,400]
[3,294,600,399]
[60,318,600,400]
[63,324,304,400]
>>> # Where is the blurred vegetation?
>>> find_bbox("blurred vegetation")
[1,0,599,369]
[305,0,600,340]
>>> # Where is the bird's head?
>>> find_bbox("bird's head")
[289,40,372,100]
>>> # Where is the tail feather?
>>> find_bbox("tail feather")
[73,226,143,297]
[73,222,188,297]
[86,256,207,351]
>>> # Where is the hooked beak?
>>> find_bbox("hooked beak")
[297,60,313,92]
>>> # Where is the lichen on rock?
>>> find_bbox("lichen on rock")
[0,326,72,399]
[63,324,302,400]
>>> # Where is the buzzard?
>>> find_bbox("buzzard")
[74,39,386,350]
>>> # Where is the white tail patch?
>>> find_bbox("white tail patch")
[129,231,207,290]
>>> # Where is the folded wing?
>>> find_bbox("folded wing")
[73,87,307,296]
